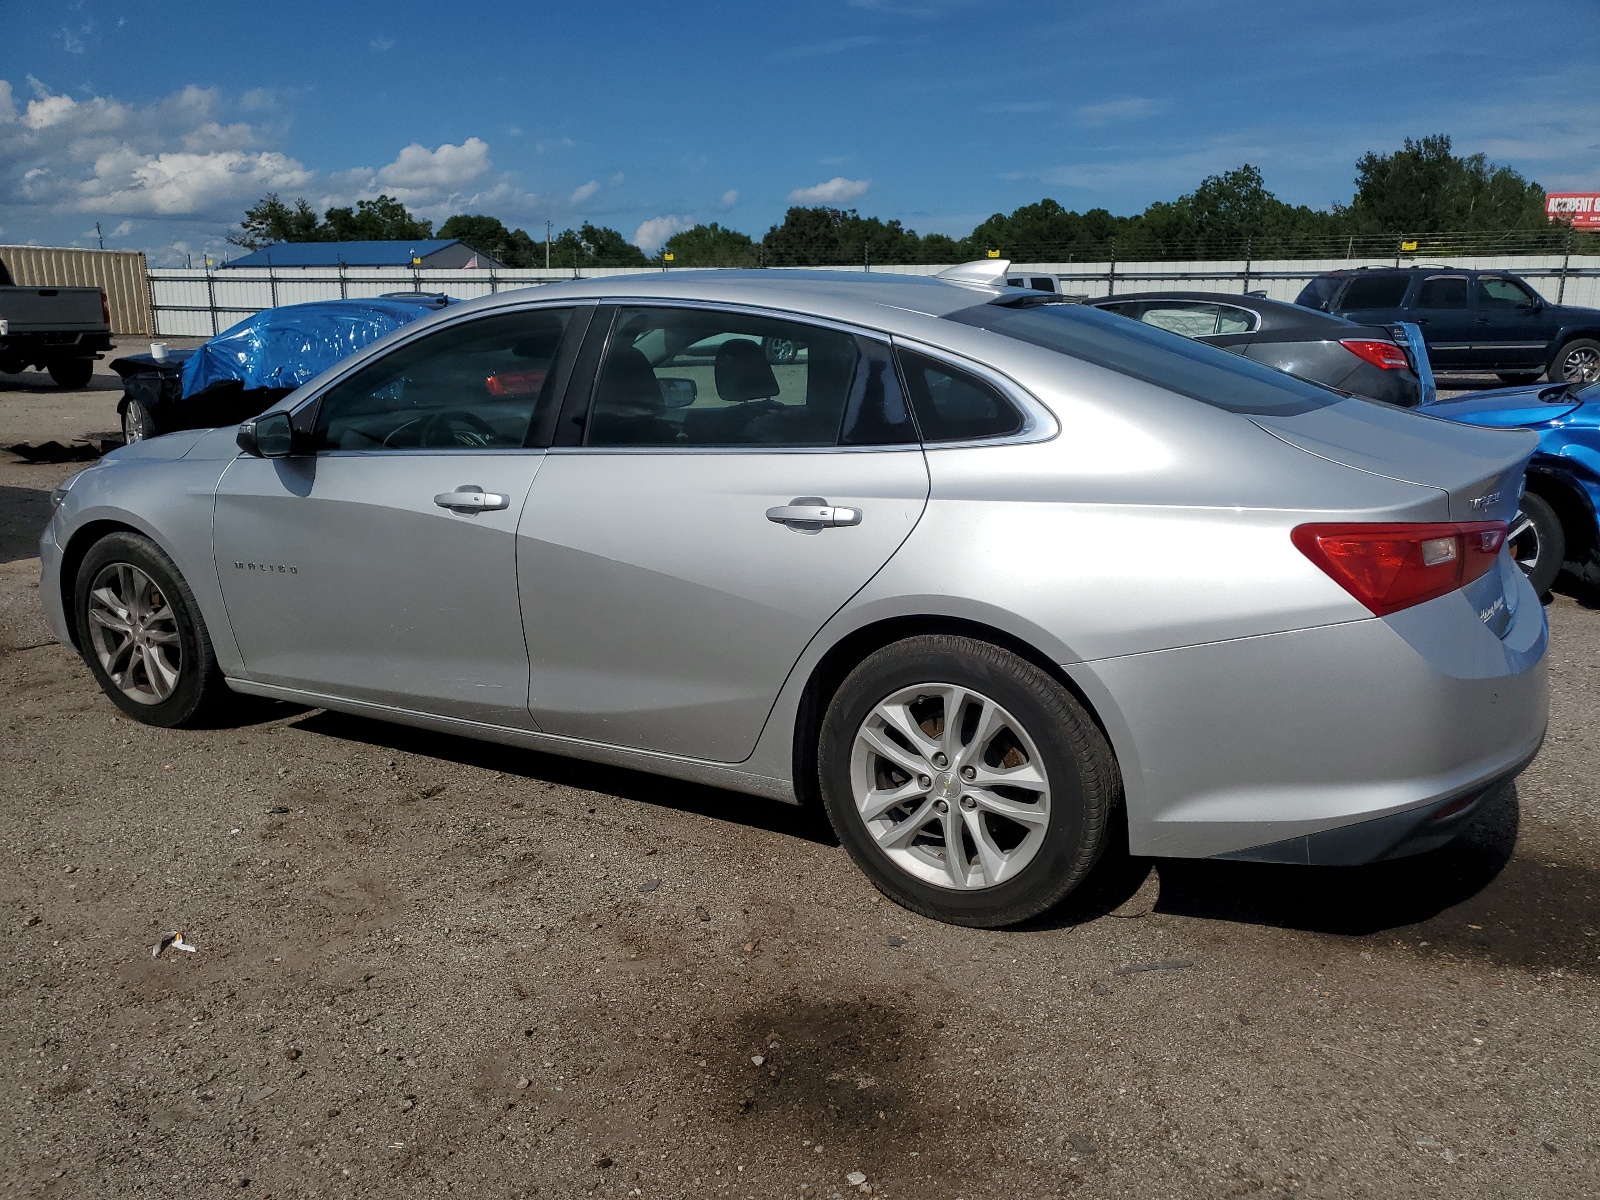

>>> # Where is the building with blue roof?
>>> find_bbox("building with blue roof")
[223,239,503,269]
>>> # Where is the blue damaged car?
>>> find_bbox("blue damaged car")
[1425,379,1600,596]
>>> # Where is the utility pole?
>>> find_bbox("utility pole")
[545,220,552,270]
[95,222,104,250]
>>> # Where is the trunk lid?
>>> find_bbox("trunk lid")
[1250,398,1535,526]
[1253,398,1537,641]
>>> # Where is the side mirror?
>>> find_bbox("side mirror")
[237,410,295,458]
[658,376,697,408]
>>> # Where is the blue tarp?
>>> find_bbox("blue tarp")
[179,297,447,398]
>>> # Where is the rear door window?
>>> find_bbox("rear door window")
[1215,305,1256,334]
[1337,274,1411,310]
[585,307,859,448]
[1415,276,1469,309]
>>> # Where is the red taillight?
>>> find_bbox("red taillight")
[1292,521,1507,616]
[1339,338,1409,370]
[100,290,111,327]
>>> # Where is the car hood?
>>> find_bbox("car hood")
[1422,385,1582,429]
[1250,397,1536,524]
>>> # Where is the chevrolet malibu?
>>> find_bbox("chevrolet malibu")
[40,262,1549,928]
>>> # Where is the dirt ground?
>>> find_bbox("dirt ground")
[1,362,1598,1199]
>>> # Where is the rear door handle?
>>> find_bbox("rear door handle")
[766,499,862,528]
[434,485,509,513]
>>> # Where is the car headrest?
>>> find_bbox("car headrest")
[715,339,780,403]
[596,346,663,412]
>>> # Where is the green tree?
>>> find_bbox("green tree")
[437,213,544,266]
[1342,134,1550,234]
[661,222,758,267]
[541,224,651,269]
[761,207,939,266]
[228,192,325,249]
[322,195,434,241]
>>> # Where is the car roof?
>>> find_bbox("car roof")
[445,269,1002,334]
[1087,289,1356,332]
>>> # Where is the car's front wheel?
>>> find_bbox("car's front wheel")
[73,531,230,726]
[1508,491,1565,598]
[819,634,1118,928]
[122,398,155,443]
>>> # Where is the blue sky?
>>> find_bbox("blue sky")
[2,0,1597,264]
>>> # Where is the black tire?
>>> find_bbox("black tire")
[1548,338,1600,385]
[121,398,155,443]
[762,334,799,364]
[73,531,230,727]
[818,634,1119,928]
[1496,372,1542,385]
[47,358,95,389]
[1509,491,1565,599]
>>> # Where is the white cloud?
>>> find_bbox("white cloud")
[719,188,738,208]
[632,214,693,253]
[775,36,881,60]
[376,138,491,189]
[78,148,313,215]
[370,37,395,52]
[608,171,625,187]
[1075,98,1165,128]
[787,176,869,204]
[570,179,599,204]
[111,219,132,236]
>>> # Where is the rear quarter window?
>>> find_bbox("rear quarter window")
[945,300,1341,417]
[1336,274,1411,310]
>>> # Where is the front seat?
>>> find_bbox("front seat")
[684,339,781,444]
[588,346,676,445]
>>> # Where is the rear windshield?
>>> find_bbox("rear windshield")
[944,300,1341,416]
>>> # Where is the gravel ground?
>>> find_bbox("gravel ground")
[2,367,1598,1199]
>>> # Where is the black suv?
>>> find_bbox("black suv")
[1297,267,1600,384]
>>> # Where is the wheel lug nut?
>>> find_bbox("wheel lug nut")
[960,795,977,811]
[918,775,932,789]
[932,753,948,768]
[933,799,949,814]
[960,765,975,781]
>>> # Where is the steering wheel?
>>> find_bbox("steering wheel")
[420,410,498,448]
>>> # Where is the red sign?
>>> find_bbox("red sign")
[1546,192,1600,230]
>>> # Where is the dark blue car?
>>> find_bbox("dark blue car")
[1426,379,1600,595]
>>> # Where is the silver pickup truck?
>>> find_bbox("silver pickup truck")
[0,255,114,388]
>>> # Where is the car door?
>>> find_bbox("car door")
[213,305,587,726]
[1404,274,1475,369]
[1472,275,1556,372]
[516,304,930,762]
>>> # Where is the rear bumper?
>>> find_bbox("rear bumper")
[1065,562,1549,861]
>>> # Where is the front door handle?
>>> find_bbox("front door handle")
[434,485,509,513]
[766,499,862,529]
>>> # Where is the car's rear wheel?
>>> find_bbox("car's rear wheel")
[74,532,230,727]
[818,634,1118,928]
[122,398,154,443]
[48,358,95,389]
[763,334,799,364]
[1508,491,1565,598]
[1550,338,1600,384]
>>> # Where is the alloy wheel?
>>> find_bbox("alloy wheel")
[123,400,151,443]
[1560,345,1600,383]
[86,562,183,704]
[1507,508,1541,578]
[849,682,1051,890]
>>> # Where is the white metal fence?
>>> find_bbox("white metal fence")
[146,255,1600,338]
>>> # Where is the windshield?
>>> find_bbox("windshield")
[945,299,1344,416]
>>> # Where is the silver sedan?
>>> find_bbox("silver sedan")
[39,262,1549,927]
